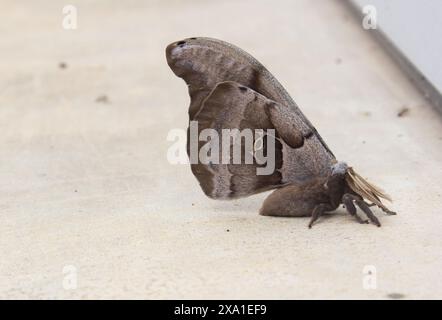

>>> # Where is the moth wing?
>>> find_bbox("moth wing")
[265,102,312,148]
[166,38,262,120]
[166,37,334,157]
[166,37,335,192]
[191,81,306,199]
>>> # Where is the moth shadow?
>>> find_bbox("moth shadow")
[209,201,261,213]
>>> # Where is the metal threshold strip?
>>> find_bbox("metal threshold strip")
[346,0,442,114]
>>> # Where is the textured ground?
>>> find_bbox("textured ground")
[1,0,441,299]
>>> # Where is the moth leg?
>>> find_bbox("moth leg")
[308,203,333,229]
[342,194,369,224]
[380,206,397,215]
[368,202,396,216]
[349,191,396,216]
[366,202,396,215]
[356,199,381,227]
[344,193,381,227]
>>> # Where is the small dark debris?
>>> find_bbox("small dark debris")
[387,293,405,299]
[59,62,67,69]
[74,190,78,193]
[95,95,110,104]
[397,107,410,117]
[191,203,195,206]
[226,229,230,232]
[362,111,371,117]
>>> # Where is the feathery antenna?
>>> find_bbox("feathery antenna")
[345,167,394,214]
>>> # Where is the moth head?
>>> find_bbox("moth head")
[324,162,348,190]
[331,161,348,176]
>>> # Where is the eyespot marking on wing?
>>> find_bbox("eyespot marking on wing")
[305,131,314,139]
[238,86,248,92]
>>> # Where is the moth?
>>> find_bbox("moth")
[166,37,396,228]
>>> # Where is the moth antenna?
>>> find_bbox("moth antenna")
[345,167,395,214]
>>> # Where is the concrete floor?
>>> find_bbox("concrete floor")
[1,0,441,299]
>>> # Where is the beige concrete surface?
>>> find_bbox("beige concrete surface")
[1,0,442,299]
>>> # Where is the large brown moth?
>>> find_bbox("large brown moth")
[166,37,396,228]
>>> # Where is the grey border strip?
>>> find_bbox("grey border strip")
[345,0,442,114]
